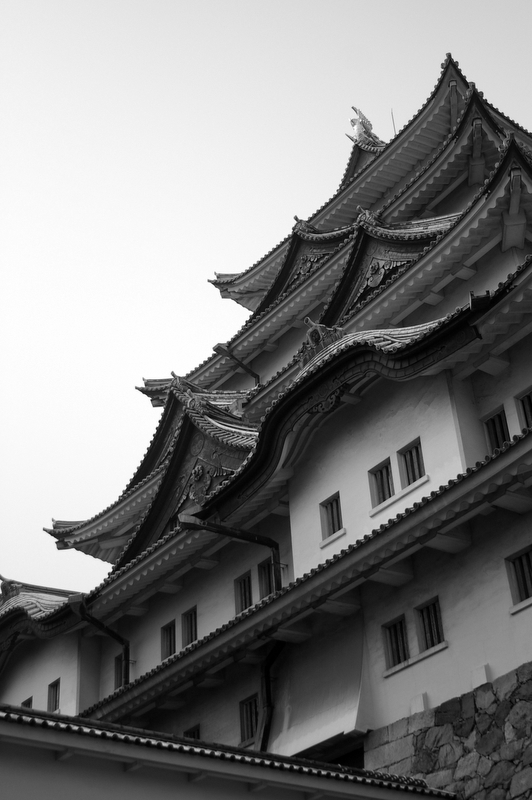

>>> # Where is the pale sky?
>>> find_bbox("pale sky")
[2,0,531,592]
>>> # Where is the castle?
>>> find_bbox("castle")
[2,55,532,799]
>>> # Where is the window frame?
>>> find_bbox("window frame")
[369,458,395,507]
[239,693,259,745]
[161,619,177,661]
[319,492,343,539]
[506,546,532,605]
[383,616,409,669]
[517,388,532,430]
[235,572,253,614]
[47,679,60,713]
[182,606,198,647]
[415,597,444,652]
[258,558,275,599]
[484,407,510,453]
[398,439,425,488]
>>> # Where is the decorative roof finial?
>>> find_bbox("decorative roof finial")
[347,107,385,147]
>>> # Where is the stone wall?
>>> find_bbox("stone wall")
[364,661,532,799]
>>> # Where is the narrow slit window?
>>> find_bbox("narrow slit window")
[417,599,444,651]
[161,620,176,661]
[370,460,394,506]
[509,549,532,603]
[182,606,197,647]
[235,572,253,614]
[47,679,60,713]
[401,441,425,487]
[383,618,409,668]
[520,392,532,429]
[240,694,259,744]
[485,410,510,452]
[320,493,342,539]
[258,558,274,599]
[114,654,124,690]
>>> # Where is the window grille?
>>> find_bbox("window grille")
[240,694,259,743]
[235,572,253,614]
[402,441,425,486]
[21,697,32,709]
[521,392,532,429]
[47,679,60,713]
[258,558,274,599]
[114,654,124,690]
[384,618,409,668]
[184,724,201,740]
[161,620,176,660]
[182,606,197,647]
[320,493,342,538]
[485,410,510,452]
[371,461,394,505]
[510,550,532,603]
[417,599,444,650]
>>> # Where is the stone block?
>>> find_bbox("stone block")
[477,728,504,755]
[454,716,476,738]
[437,742,463,769]
[425,723,454,749]
[464,730,478,752]
[408,708,435,734]
[517,662,532,684]
[461,692,476,719]
[435,698,461,726]
[493,699,512,728]
[424,769,455,789]
[464,777,482,798]
[413,749,435,774]
[515,680,532,700]
[522,744,532,766]
[507,700,532,730]
[387,716,409,742]
[454,751,480,780]
[510,766,532,797]
[484,759,515,789]
[387,756,414,776]
[364,735,414,770]
[476,712,493,734]
[505,721,517,743]
[499,739,524,761]
[486,788,506,800]
[476,685,496,711]
[365,725,389,750]
[478,756,492,777]
[493,670,518,702]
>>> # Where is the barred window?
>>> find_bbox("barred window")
[114,654,124,690]
[47,679,60,713]
[235,572,253,614]
[485,410,510,452]
[184,724,201,740]
[509,549,532,603]
[417,599,444,651]
[258,558,274,599]
[401,441,425,486]
[21,697,32,709]
[384,618,409,668]
[161,620,176,660]
[240,694,259,744]
[370,460,394,506]
[320,493,343,538]
[520,392,532,429]
[182,606,197,647]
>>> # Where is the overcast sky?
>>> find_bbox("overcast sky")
[2,0,531,592]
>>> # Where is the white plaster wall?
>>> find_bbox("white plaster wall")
[0,634,80,714]
[361,507,532,730]
[288,373,464,578]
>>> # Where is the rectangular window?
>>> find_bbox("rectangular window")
[417,599,444,651]
[21,697,32,709]
[509,549,532,603]
[47,679,60,713]
[240,694,259,744]
[520,391,532,429]
[184,724,201,740]
[114,654,124,690]
[383,618,409,668]
[485,410,510,452]
[320,492,343,538]
[182,606,197,647]
[161,620,176,660]
[370,460,394,506]
[400,440,425,486]
[258,558,275,599]
[235,572,253,614]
